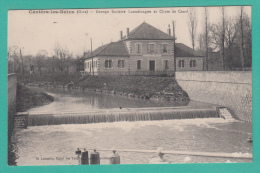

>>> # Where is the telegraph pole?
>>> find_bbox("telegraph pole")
[91,38,94,76]
[172,21,176,73]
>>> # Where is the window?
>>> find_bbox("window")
[87,62,89,68]
[163,44,168,53]
[137,60,141,70]
[190,60,196,67]
[105,60,112,68]
[118,60,125,68]
[148,44,155,53]
[178,60,184,68]
[136,44,141,54]
[164,60,169,70]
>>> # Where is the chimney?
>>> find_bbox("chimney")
[126,28,129,38]
[120,31,123,40]
[167,24,171,36]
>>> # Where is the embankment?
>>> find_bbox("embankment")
[16,83,54,112]
[76,76,189,101]
[176,71,252,122]
[18,74,190,101]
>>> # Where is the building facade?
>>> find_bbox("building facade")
[83,22,204,75]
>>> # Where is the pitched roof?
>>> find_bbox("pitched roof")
[175,43,204,57]
[122,22,174,40]
[85,42,129,59]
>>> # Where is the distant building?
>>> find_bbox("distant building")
[83,22,204,76]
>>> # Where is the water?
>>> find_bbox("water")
[28,88,216,114]
[14,88,252,165]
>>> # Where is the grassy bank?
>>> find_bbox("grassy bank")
[17,73,81,85]
[16,83,54,112]
[17,74,189,101]
[76,76,189,101]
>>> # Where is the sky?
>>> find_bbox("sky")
[8,6,251,57]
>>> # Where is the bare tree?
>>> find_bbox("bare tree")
[8,45,19,73]
[225,17,237,69]
[221,7,226,70]
[188,7,198,50]
[35,50,48,75]
[53,42,71,72]
[239,6,245,71]
[204,7,209,71]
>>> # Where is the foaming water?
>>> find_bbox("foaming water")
[15,118,252,165]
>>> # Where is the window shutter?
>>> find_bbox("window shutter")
[147,44,150,53]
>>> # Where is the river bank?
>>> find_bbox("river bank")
[18,74,190,101]
[16,83,54,112]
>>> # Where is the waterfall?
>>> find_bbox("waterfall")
[28,108,219,126]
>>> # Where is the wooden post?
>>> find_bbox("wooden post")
[90,149,100,165]
[109,149,120,164]
[81,151,89,165]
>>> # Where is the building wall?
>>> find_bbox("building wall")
[176,71,252,122]
[8,74,17,137]
[130,55,174,72]
[176,57,204,71]
[85,56,130,75]
[129,40,174,72]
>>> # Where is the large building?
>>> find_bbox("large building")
[83,22,204,76]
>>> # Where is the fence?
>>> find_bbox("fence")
[80,70,175,77]
[75,148,252,165]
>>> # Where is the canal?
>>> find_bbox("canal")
[14,88,252,165]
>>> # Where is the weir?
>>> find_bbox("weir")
[27,107,220,126]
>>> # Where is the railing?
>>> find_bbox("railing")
[80,70,175,77]
[75,148,252,165]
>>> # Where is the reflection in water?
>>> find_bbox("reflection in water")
[28,88,217,114]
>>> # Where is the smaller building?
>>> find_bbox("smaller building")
[175,43,204,71]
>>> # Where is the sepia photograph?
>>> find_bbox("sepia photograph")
[7,6,252,166]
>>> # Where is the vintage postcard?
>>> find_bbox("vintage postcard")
[7,6,252,166]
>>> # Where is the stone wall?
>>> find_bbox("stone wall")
[176,71,252,122]
[8,74,17,136]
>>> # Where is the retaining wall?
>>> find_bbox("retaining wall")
[176,71,252,122]
[8,74,17,136]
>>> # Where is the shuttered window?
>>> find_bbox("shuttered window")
[105,60,112,68]
[190,60,196,67]
[164,60,169,70]
[178,60,184,68]
[148,44,155,53]
[137,60,141,70]
[118,60,125,68]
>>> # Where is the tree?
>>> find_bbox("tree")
[239,6,245,71]
[224,17,238,69]
[35,50,48,75]
[188,7,198,50]
[221,7,226,70]
[204,7,209,71]
[53,42,73,72]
